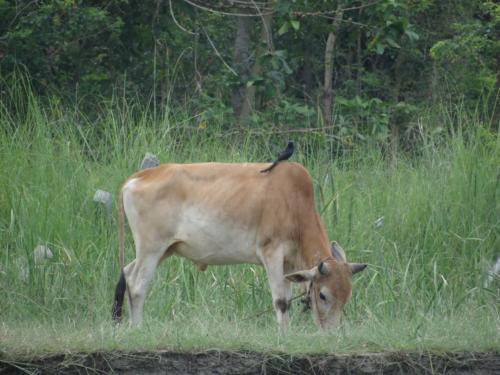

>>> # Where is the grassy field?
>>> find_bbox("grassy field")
[0,91,499,358]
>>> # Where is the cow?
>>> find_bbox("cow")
[112,162,366,329]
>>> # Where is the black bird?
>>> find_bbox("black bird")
[260,141,294,173]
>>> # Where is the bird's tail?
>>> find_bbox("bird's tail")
[260,141,294,173]
[260,161,278,173]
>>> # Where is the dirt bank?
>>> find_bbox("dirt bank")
[1,351,499,374]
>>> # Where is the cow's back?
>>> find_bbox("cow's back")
[122,162,321,265]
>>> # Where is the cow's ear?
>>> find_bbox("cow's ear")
[350,263,367,275]
[285,267,317,283]
[331,241,347,262]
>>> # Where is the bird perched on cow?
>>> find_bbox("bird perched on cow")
[260,141,294,173]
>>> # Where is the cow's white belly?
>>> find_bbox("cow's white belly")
[173,206,261,265]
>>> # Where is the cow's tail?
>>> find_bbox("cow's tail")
[118,188,125,270]
[112,187,127,322]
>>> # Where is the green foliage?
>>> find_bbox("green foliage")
[2,1,124,94]
[335,95,390,141]
[247,97,315,129]
[365,0,419,56]
[1,0,497,135]
[429,1,499,102]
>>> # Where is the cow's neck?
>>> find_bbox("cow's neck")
[298,223,331,270]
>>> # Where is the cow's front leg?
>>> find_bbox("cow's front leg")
[261,245,292,331]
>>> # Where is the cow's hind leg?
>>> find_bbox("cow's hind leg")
[124,251,162,326]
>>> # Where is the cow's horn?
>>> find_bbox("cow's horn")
[318,261,330,275]
[350,263,367,275]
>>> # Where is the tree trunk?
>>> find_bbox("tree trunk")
[193,24,202,94]
[355,10,363,97]
[300,40,313,99]
[429,60,438,102]
[321,6,343,128]
[231,16,252,123]
[390,51,404,168]
[239,6,274,126]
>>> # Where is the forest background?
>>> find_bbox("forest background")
[1,0,499,140]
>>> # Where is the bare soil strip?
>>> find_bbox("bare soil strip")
[1,351,499,374]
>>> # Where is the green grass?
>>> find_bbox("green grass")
[0,91,499,358]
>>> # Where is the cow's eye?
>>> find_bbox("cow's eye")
[319,292,326,301]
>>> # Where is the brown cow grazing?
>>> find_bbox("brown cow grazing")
[112,162,366,329]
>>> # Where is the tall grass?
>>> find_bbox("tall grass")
[0,84,498,357]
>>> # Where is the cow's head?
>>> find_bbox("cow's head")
[285,241,366,329]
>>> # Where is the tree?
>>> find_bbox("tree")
[231,15,253,124]
[430,1,499,127]
[322,4,344,129]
